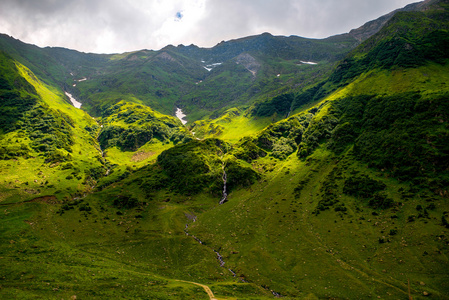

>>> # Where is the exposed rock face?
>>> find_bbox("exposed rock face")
[349,0,438,41]
[235,53,261,77]
[349,13,394,42]
[156,51,176,62]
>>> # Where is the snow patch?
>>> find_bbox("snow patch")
[300,61,317,65]
[65,91,82,109]
[176,107,187,125]
[203,62,222,72]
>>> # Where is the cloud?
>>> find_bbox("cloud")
[0,0,419,54]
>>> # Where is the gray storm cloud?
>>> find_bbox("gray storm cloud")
[0,0,419,53]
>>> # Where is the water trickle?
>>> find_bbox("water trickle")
[214,250,237,277]
[219,164,227,205]
[214,250,225,267]
[272,290,282,298]
[183,210,240,279]
[228,269,237,277]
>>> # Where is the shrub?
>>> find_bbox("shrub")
[225,159,260,191]
[254,93,295,117]
[113,195,139,209]
[442,216,449,228]
[343,175,386,198]
[234,138,267,162]
[79,203,91,211]
[344,175,395,209]
[368,192,395,209]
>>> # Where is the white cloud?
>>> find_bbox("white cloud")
[0,0,419,53]
[152,0,206,48]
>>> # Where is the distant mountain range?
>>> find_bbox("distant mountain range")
[1,0,448,299]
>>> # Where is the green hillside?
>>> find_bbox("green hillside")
[0,52,105,203]
[0,30,358,122]
[1,0,449,299]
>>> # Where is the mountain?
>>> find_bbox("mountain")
[0,31,358,121]
[348,0,440,41]
[1,0,449,299]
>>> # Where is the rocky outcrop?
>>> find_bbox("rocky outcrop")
[156,51,176,62]
[235,53,261,77]
[349,0,438,41]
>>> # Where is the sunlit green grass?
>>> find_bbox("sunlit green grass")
[188,147,449,298]
[190,108,272,142]
[2,8,449,298]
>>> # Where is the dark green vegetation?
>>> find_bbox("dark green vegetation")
[98,101,192,151]
[0,30,357,122]
[1,0,449,299]
[329,6,449,86]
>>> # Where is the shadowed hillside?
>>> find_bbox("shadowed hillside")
[1,0,448,299]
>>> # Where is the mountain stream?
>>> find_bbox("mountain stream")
[184,216,238,279]
[181,161,286,296]
[219,163,228,205]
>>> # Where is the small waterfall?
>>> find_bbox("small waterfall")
[184,216,238,278]
[214,250,225,267]
[214,250,237,277]
[272,290,282,298]
[192,235,203,244]
[219,164,228,205]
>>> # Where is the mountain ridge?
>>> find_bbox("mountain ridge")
[348,0,439,41]
[0,0,436,122]
[1,1,449,298]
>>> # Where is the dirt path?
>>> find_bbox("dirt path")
[175,280,217,300]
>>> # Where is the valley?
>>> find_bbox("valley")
[1,0,449,299]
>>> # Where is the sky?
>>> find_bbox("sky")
[0,0,420,54]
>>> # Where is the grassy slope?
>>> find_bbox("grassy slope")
[0,168,272,299]
[0,61,104,203]
[331,62,449,98]
[0,62,256,299]
[5,61,446,299]
[191,147,449,298]
[187,62,449,298]
[0,202,212,299]
[189,107,273,142]
[74,49,206,116]
[57,33,354,121]
[1,3,449,299]
[0,59,272,299]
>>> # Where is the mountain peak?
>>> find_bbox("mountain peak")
[349,0,439,41]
